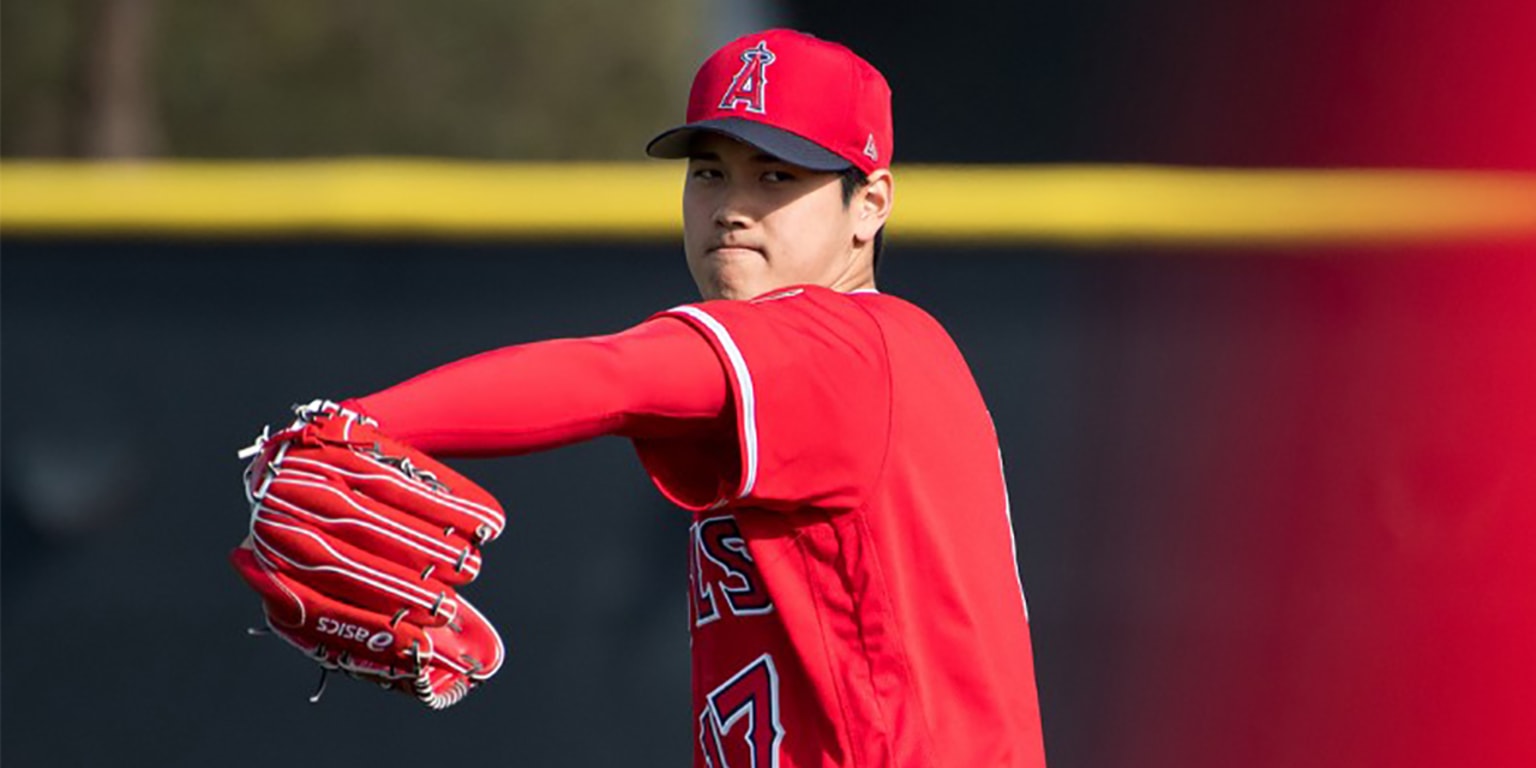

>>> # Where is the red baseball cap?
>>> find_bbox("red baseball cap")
[646,29,893,174]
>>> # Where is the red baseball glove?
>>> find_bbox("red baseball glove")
[231,400,506,709]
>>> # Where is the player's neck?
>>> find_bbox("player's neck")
[827,248,877,294]
[830,274,878,294]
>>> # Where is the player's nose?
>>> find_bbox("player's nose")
[712,185,754,230]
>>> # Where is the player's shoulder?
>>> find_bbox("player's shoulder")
[801,285,953,338]
[742,283,863,309]
[659,285,890,348]
[670,284,859,319]
[743,284,931,322]
[662,284,944,334]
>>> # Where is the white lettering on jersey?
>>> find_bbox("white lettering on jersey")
[690,515,774,628]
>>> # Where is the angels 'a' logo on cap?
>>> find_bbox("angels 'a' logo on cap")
[718,41,775,114]
[863,134,879,162]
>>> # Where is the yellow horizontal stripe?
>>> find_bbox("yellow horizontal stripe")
[897,166,1536,245]
[2,160,1534,244]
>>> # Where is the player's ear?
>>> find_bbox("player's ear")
[853,169,893,247]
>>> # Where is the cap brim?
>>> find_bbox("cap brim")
[645,117,851,171]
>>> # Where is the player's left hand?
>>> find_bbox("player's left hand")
[230,400,507,709]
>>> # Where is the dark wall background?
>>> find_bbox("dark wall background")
[792,0,1536,169]
[5,236,1534,767]
[6,0,1531,166]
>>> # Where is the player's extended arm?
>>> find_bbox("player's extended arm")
[229,320,723,708]
[346,317,729,457]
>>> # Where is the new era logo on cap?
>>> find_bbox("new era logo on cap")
[646,29,894,174]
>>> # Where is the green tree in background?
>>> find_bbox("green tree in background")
[2,0,709,159]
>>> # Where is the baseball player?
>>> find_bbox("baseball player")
[234,28,1046,767]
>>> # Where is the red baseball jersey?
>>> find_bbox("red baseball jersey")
[633,285,1047,767]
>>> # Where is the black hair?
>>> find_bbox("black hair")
[839,166,885,267]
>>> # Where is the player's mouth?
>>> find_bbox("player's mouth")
[706,244,765,258]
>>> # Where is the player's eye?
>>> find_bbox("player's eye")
[762,170,796,183]
[690,168,724,182]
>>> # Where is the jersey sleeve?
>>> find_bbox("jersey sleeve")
[349,317,731,457]
[632,286,891,514]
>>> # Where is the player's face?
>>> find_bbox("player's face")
[682,134,866,301]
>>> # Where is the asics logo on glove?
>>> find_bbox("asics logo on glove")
[316,616,394,652]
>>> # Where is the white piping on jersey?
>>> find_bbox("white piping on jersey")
[997,447,1030,621]
[846,288,881,294]
[667,305,760,501]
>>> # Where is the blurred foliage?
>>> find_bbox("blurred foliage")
[2,0,708,158]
